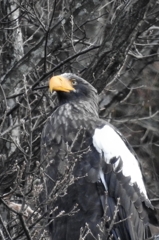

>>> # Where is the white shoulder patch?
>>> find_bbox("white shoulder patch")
[93,125,148,198]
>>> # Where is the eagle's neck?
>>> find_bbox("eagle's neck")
[74,100,99,117]
[57,93,99,117]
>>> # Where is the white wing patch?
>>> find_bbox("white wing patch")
[93,125,148,198]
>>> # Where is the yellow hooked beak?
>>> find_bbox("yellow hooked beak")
[49,75,75,92]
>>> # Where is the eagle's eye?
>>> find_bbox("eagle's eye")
[71,79,77,85]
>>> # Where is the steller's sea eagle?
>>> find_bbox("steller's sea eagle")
[40,73,159,240]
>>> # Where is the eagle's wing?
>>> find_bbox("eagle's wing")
[92,123,153,239]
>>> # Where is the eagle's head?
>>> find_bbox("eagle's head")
[49,73,98,111]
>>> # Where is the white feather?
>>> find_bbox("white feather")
[93,125,148,198]
[99,169,107,190]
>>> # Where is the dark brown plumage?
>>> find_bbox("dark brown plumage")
[40,73,159,240]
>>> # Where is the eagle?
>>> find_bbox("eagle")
[40,73,158,240]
